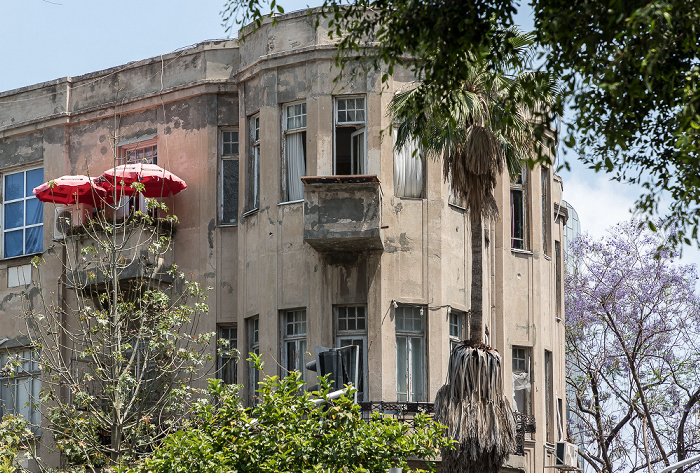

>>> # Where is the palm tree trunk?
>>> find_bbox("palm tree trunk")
[470,216,483,343]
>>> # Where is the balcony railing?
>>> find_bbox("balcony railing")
[357,401,535,456]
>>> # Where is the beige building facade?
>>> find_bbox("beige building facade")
[0,11,568,472]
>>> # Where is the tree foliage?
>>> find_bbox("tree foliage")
[126,359,452,473]
[534,0,700,248]
[566,221,700,473]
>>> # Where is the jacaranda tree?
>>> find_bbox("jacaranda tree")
[566,221,700,473]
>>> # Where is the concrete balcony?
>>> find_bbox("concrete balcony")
[64,218,175,290]
[302,175,383,252]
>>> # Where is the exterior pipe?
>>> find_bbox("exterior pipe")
[660,454,700,473]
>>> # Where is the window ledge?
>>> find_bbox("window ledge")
[242,208,259,218]
[218,222,238,228]
[1,253,42,263]
[396,196,425,201]
[278,199,303,206]
[511,248,533,256]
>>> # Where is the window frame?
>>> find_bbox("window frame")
[334,305,368,401]
[449,309,468,354]
[2,166,44,260]
[510,169,529,251]
[0,347,42,433]
[116,137,158,216]
[245,114,261,213]
[333,96,367,176]
[219,128,240,226]
[247,315,260,401]
[395,305,427,402]
[393,130,425,199]
[512,346,533,416]
[280,309,307,381]
[217,324,238,385]
[542,167,551,257]
[281,102,307,203]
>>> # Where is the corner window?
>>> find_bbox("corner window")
[282,103,307,202]
[246,115,260,212]
[281,309,307,381]
[0,348,41,432]
[219,129,239,225]
[396,305,426,402]
[247,316,259,401]
[3,168,44,259]
[217,325,237,384]
[334,97,365,175]
[335,305,368,401]
[542,167,551,256]
[510,170,528,250]
[449,309,468,353]
[512,346,532,415]
[393,132,424,198]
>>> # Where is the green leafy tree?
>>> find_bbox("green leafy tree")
[126,357,453,473]
[19,136,214,471]
[0,416,32,473]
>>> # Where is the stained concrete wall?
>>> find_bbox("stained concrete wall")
[0,11,566,473]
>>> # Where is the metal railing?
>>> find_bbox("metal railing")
[357,401,536,456]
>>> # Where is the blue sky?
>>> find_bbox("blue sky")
[2,0,694,265]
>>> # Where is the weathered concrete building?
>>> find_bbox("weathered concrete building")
[0,10,569,472]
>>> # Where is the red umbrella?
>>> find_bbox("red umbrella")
[33,175,107,206]
[100,163,187,198]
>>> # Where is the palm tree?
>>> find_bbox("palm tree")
[390,30,560,473]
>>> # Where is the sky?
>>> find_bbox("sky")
[2,0,697,267]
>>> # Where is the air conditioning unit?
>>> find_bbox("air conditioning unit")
[54,204,91,240]
[555,441,579,469]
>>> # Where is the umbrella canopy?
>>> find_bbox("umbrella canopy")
[100,163,187,198]
[33,175,107,206]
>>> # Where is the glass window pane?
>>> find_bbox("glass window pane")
[338,111,347,122]
[411,337,424,401]
[222,159,239,224]
[2,230,22,258]
[5,173,24,201]
[26,198,43,225]
[356,109,365,122]
[25,169,43,197]
[26,226,43,255]
[396,337,407,395]
[4,201,23,229]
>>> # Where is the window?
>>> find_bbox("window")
[0,348,41,431]
[3,168,43,259]
[545,350,554,443]
[396,305,426,402]
[281,309,307,381]
[512,347,532,415]
[118,138,158,215]
[246,115,260,212]
[393,132,424,198]
[334,97,365,175]
[220,129,239,225]
[555,240,562,319]
[247,316,259,400]
[449,309,468,353]
[335,305,368,401]
[510,170,528,250]
[283,103,307,202]
[121,139,158,165]
[217,325,237,384]
[542,167,551,256]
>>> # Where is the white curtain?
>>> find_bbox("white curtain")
[285,132,306,201]
[512,371,532,414]
[394,137,423,198]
